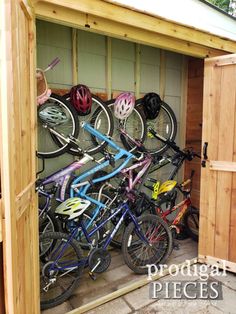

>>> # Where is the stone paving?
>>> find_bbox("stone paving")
[42,239,236,314]
[85,267,236,314]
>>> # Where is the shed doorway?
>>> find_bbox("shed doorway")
[36,20,202,313]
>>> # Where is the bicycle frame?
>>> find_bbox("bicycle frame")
[158,196,191,227]
[38,123,134,220]
[46,201,149,273]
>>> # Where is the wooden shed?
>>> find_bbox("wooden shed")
[1,0,236,313]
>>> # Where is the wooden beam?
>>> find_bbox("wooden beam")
[135,43,140,98]
[210,161,236,172]
[72,28,78,85]
[106,37,112,99]
[159,50,166,100]
[35,0,236,53]
[0,200,2,243]
[35,2,226,58]
[67,258,197,314]
[198,254,236,273]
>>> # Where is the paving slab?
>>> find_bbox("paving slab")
[85,298,132,314]
[42,301,73,314]
[123,285,155,310]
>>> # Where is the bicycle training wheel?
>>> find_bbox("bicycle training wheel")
[55,94,114,155]
[106,99,147,153]
[40,232,84,310]
[122,214,172,274]
[37,93,79,158]
[136,98,177,156]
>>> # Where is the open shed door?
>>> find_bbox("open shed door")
[0,1,39,313]
[199,53,236,272]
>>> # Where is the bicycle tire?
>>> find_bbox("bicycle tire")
[56,94,114,155]
[122,214,173,274]
[184,206,199,242]
[40,231,84,310]
[39,210,60,235]
[37,93,79,158]
[106,99,147,153]
[136,98,177,156]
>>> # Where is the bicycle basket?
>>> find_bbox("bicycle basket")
[36,68,51,105]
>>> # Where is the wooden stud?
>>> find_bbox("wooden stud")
[214,64,236,260]
[35,0,236,53]
[72,28,78,85]
[209,161,236,172]
[179,56,188,182]
[159,50,165,100]
[198,255,236,273]
[106,37,112,99]
[35,2,226,58]
[135,43,140,98]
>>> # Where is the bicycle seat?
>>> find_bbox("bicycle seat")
[55,197,91,220]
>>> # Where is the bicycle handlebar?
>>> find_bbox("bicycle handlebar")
[45,57,60,72]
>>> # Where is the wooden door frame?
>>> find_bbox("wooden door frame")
[0,1,39,313]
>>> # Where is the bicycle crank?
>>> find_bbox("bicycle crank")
[88,248,111,279]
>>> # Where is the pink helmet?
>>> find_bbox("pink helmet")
[114,92,135,120]
[70,84,92,115]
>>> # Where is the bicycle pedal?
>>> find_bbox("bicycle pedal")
[88,271,97,281]
[173,241,180,250]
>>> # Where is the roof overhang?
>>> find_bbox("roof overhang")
[33,0,236,58]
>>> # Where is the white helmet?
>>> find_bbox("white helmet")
[38,105,69,126]
[114,92,135,120]
[55,197,91,220]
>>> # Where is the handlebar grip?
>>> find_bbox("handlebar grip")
[181,179,191,187]
[47,57,60,70]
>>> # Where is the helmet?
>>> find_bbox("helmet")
[38,105,69,126]
[55,197,91,220]
[114,92,135,120]
[70,84,92,115]
[143,92,162,120]
[156,180,177,204]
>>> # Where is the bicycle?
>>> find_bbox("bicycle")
[37,122,134,235]
[39,193,172,309]
[154,171,199,242]
[84,132,200,248]
[105,96,177,155]
[36,58,114,158]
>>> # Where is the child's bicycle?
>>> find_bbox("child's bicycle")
[153,171,199,243]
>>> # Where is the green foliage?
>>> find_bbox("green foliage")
[207,0,236,15]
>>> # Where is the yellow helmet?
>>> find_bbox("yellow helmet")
[157,180,177,196]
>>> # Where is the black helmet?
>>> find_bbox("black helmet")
[143,92,162,120]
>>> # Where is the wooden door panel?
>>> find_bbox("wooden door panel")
[1,1,39,313]
[199,54,236,272]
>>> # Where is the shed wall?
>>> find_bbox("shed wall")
[36,20,186,185]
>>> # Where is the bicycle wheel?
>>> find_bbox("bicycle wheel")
[56,94,114,155]
[39,210,60,235]
[122,214,172,274]
[136,98,177,156]
[184,206,199,242]
[37,93,79,158]
[40,232,84,310]
[106,99,147,153]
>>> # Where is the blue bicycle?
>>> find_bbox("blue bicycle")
[39,123,173,310]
